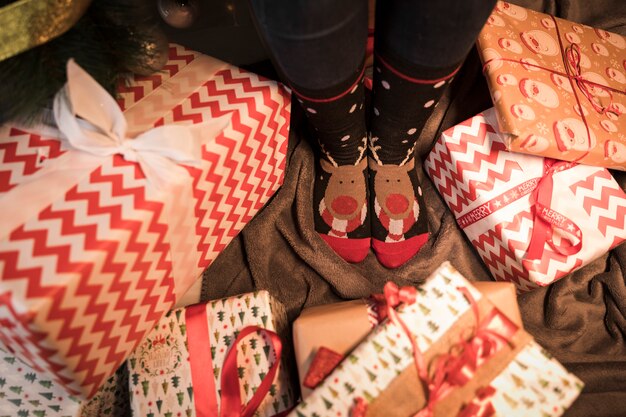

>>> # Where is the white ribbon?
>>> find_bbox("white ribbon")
[0,59,232,299]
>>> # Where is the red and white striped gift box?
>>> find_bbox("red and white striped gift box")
[0,44,290,397]
[425,108,626,292]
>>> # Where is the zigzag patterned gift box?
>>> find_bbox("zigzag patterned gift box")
[127,291,295,417]
[424,108,626,292]
[0,44,290,397]
[290,262,583,417]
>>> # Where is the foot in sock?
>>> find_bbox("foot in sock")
[298,71,371,263]
[368,144,429,268]
[315,155,370,263]
[367,55,458,267]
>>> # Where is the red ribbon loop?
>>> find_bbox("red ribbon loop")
[186,304,284,417]
[526,159,582,260]
[414,288,516,417]
[220,326,283,417]
[457,385,497,417]
[564,43,614,115]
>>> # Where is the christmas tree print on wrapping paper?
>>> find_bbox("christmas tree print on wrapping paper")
[128,291,294,417]
[0,348,81,417]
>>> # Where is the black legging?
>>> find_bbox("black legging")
[248,0,496,93]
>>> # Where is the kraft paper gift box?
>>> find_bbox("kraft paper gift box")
[127,291,296,417]
[293,281,521,398]
[290,262,583,417]
[424,108,626,292]
[476,1,626,170]
[0,44,290,397]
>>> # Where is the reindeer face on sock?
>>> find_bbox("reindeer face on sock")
[320,158,367,221]
[369,158,416,220]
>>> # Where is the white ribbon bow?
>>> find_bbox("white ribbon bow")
[53,60,229,189]
[1,59,232,295]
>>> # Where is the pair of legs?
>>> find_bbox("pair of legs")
[249,0,495,268]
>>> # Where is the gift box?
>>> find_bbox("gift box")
[0,345,81,417]
[424,108,626,292]
[290,262,583,417]
[293,281,521,398]
[0,44,290,397]
[476,1,626,170]
[127,291,296,417]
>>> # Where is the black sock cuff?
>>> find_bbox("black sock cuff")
[290,59,366,102]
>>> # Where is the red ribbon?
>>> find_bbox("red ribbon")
[525,159,582,260]
[352,284,517,417]
[481,14,625,162]
[371,283,428,383]
[414,287,516,417]
[457,385,497,417]
[185,304,284,417]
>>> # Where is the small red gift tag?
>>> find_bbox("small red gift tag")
[302,346,345,389]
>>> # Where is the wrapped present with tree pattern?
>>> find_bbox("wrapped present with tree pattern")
[289,262,583,417]
[127,291,296,417]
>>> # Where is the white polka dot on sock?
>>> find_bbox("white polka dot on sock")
[376,67,381,73]
[402,140,408,143]
[359,103,363,109]
[418,186,422,196]
[381,80,390,89]
[341,135,350,141]
[434,81,445,89]
[407,128,417,135]
[350,84,359,94]
[341,143,347,147]
[307,107,317,114]
[349,104,357,113]
[298,98,303,103]
[424,100,435,108]
[374,107,380,116]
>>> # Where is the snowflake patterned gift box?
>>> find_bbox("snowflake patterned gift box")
[290,262,583,417]
[476,1,626,170]
[0,43,290,398]
[127,291,296,417]
[424,108,626,292]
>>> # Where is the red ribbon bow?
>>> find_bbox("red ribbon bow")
[457,385,497,417]
[352,284,517,417]
[415,287,515,417]
[526,158,582,261]
[185,304,286,417]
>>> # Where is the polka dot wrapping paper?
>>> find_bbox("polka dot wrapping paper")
[476,1,626,170]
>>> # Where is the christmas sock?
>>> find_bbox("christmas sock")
[294,67,370,263]
[368,55,459,268]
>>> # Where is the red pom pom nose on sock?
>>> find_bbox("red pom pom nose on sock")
[385,194,409,215]
[331,196,358,215]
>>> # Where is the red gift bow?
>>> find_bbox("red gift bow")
[481,14,626,162]
[352,285,518,417]
[185,303,286,417]
[457,385,497,417]
[525,158,582,261]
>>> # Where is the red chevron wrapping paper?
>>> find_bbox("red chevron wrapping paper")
[0,44,290,397]
[424,108,626,292]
